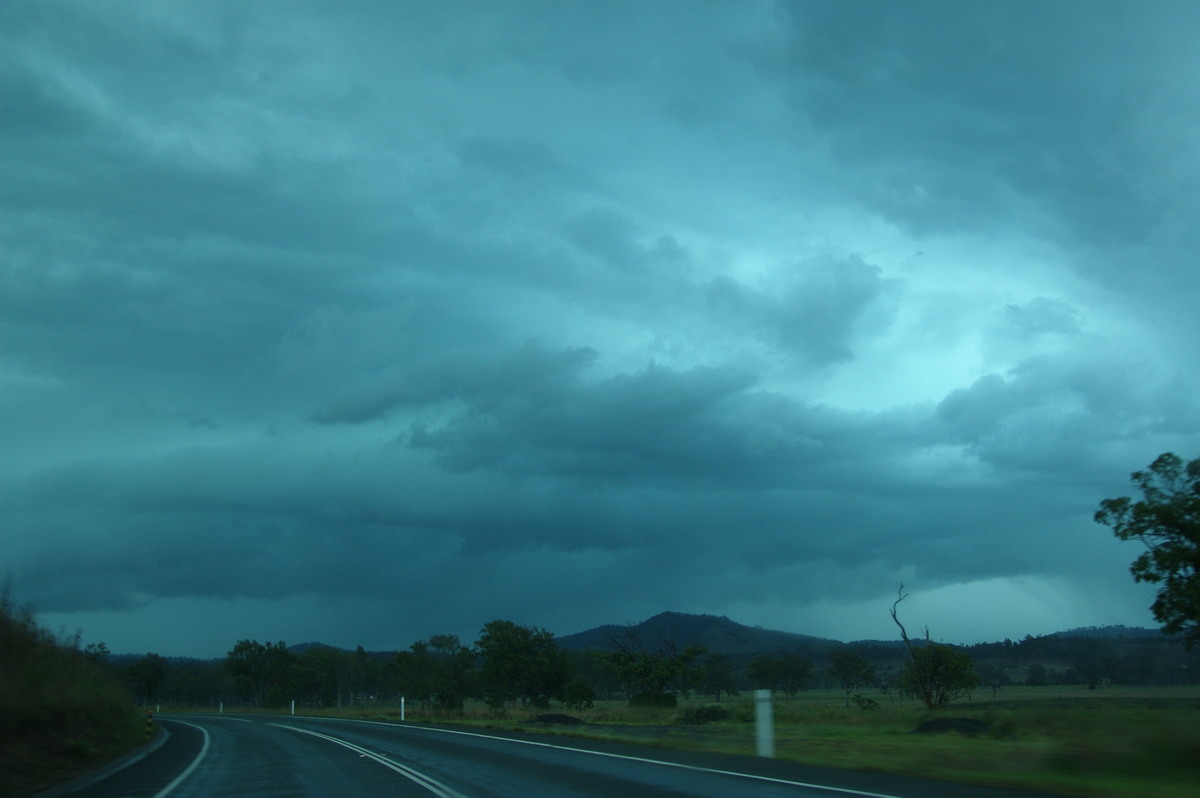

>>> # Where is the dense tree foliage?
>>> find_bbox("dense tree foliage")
[294,645,353,708]
[695,652,739,700]
[566,649,620,700]
[475,620,571,709]
[561,675,596,710]
[596,627,706,705]
[890,586,978,708]
[149,657,232,706]
[899,643,978,706]
[748,652,811,697]
[1096,452,1200,648]
[970,661,1011,696]
[125,653,167,705]
[395,634,476,711]
[226,640,294,707]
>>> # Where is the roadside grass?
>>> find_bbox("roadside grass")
[0,595,145,798]
[183,687,1200,798]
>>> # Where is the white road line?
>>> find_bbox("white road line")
[269,723,468,798]
[314,717,905,798]
[152,720,210,798]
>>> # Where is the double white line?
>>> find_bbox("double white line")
[269,723,467,798]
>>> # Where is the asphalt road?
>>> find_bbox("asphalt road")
[48,714,1066,798]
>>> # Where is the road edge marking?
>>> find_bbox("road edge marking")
[152,720,210,798]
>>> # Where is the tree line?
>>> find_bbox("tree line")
[98,610,1200,716]
[96,620,1199,717]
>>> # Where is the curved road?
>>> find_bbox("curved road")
[52,714,1063,798]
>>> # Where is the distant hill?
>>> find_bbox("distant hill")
[107,653,210,669]
[288,641,347,655]
[556,611,839,657]
[1049,625,1159,639]
[288,642,397,664]
[112,615,1160,663]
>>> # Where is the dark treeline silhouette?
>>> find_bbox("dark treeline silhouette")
[95,614,1200,712]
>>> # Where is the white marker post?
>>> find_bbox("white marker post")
[755,689,775,758]
[400,696,405,722]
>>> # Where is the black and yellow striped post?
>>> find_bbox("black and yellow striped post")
[145,710,154,740]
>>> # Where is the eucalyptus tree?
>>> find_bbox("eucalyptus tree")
[395,634,477,712]
[890,587,978,708]
[475,619,570,709]
[125,653,168,706]
[1096,452,1200,648]
[597,626,706,706]
[226,640,295,707]
[696,652,739,700]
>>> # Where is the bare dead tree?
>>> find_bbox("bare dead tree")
[600,621,704,702]
[890,584,934,707]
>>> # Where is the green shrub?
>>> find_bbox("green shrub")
[564,676,596,710]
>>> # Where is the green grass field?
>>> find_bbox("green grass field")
[207,686,1199,798]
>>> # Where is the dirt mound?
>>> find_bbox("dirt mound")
[531,713,586,725]
[911,717,990,736]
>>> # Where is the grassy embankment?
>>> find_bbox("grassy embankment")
[190,687,1200,798]
[0,595,145,797]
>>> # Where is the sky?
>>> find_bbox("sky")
[3,1,1198,659]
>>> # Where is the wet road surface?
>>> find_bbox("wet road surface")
[55,714,1066,798]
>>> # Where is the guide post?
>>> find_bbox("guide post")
[755,689,775,757]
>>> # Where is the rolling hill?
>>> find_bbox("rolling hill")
[556,611,843,657]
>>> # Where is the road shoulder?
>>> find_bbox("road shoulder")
[31,728,170,798]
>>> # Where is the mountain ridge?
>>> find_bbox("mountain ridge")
[554,610,838,655]
[108,613,1159,661]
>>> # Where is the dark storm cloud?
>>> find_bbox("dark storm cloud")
[766,1,1199,255]
[4,1,1197,654]
[10,401,1031,616]
[937,344,1198,474]
[410,357,765,480]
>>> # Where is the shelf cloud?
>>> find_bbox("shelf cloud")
[4,1,1197,657]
